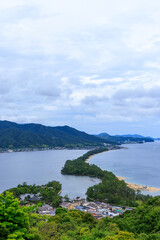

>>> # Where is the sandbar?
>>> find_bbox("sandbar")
[86,150,160,193]
[117,176,160,192]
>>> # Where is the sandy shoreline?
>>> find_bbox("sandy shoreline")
[85,151,160,193]
[117,176,160,192]
[85,153,103,162]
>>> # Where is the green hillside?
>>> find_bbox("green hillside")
[1,191,160,239]
[0,121,112,149]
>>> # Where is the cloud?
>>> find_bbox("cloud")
[37,88,60,98]
[1,0,160,136]
[82,95,109,105]
[113,86,160,100]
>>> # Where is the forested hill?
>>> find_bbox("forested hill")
[0,120,113,149]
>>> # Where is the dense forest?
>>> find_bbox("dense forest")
[0,121,113,150]
[61,148,151,206]
[109,196,160,236]
[5,181,62,208]
[1,192,160,239]
[0,120,153,150]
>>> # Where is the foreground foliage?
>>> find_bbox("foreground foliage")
[6,180,62,208]
[0,192,32,240]
[1,192,160,239]
[0,192,160,240]
[109,196,160,236]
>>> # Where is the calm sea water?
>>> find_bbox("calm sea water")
[89,141,160,196]
[0,150,100,198]
[1,142,160,198]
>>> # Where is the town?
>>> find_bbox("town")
[20,193,133,220]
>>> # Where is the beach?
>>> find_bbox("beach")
[117,176,160,192]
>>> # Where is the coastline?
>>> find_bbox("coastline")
[85,146,122,162]
[117,176,160,192]
[86,149,160,193]
[0,147,96,154]
[85,153,107,162]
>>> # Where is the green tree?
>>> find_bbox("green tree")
[0,192,33,240]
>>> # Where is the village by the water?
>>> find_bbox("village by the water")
[20,193,133,220]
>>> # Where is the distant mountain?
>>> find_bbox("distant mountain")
[0,121,113,149]
[97,133,110,138]
[116,134,153,139]
[96,132,154,144]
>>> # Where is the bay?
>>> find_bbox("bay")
[0,149,100,198]
[89,141,160,196]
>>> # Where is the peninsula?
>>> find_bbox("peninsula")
[61,147,152,206]
[85,150,160,193]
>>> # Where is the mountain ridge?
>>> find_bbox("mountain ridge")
[0,120,113,149]
[95,132,154,143]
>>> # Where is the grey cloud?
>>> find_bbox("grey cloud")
[0,86,9,95]
[113,88,146,100]
[82,95,109,105]
[34,75,62,99]
[147,87,160,98]
[113,86,160,101]
[0,79,12,95]
[1,0,160,136]
[38,87,60,99]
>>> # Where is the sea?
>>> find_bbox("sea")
[89,141,160,196]
[0,149,100,198]
[0,141,160,198]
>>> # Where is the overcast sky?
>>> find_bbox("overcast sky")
[1,0,160,136]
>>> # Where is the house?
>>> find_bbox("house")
[20,193,41,202]
[20,194,35,201]
[38,204,53,215]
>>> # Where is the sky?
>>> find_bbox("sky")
[0,0,160,137]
